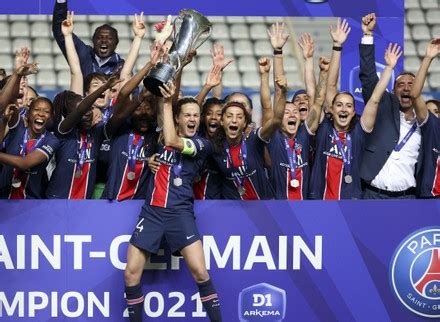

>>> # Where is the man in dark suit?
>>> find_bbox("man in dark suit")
[359,13,421,199]
[52,0,124,78]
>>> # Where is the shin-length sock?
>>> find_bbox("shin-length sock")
[197,279,222,322]
[125,283,144,322]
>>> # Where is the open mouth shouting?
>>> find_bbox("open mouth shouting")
[400,94,411,105]
[208,121,219,133]
[33,118,46,132]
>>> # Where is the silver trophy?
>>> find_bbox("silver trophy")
[144,9,212,96]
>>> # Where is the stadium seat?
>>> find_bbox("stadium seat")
[0,21,10,38]
[420,0,438,10]
[12,38,32,51]
[207,16,226,24]
[230,24,250,40]
[34,55,54,71]
[116,38,131,55]
[197,55,214,72]
[253,40,272,57]
[242,71,260,88]
[32,38,52,55]
[211,23,229,40]
[108,15,129,23]
[7,15,28,22]
[416,41,427,56]
[226,16,246,24]
[284,56,299,72]
[412,25,431,41]
[404,40,417,56]
[0,54,12,70]
[222,70,242,87]
[57,70,71,88]
[73,22,91,38]
[425,10,440,25]
[0,38,12,54]
[88,15,108,23]
[406,9,426,25]
[36,70,57,87]
[237,56,257,73]
[249,24,268,40]
[196,40,212,56]
[10,22,30,38]
[246,16,266,23]
[405,0,420,9]
[404,57,421,73]
[234,40,254,56]
[181,70,201,88]
[404,25,411,40]
[112,22,131,39]
[30,22,50,38]
[54,54,69,71]
[429,72,440,88]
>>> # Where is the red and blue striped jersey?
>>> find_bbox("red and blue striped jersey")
[211,128,274,200]
[419,112,440,197]
[101,125,157,201]
[146,136,211,211]
[46,124,105,199]
[0,119,59,199]
[267,125,311,200]
[309,118,366,200]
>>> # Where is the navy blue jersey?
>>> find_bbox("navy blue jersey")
[147,136,211,211]
[419,112,440,197]
[0,119,59,199]
[193,156,223,200]
[46,123,105,199]
[268,125,311,200]
[102,123,157,201]
[309,118,366,200]
[211,128,274,200]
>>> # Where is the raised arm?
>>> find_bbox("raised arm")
[306,56,329,133]
[298,33,316,105]
[0,149,49,171]
[326,18,351,107]
[361,43,402,131]
[59,75,121,133]
[61,11,83,95]
[267,22,289,108]
[195,64,222,107]
[359,13,379,103]
[410,38,440,123]
[258,57,272,126]
[259,75,287,141]
[105,44,164,137]
[119,12,146,86]
[210,43,232,98]
[159,82,185,151]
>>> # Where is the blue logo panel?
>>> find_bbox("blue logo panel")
[390,227,440,318]
[238,283,286,321]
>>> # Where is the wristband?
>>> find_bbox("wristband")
[273,49,283,55]
[332,46,342,51]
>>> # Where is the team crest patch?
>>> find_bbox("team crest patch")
[390,227,440,318]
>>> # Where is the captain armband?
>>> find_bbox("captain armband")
[181,138,196,156]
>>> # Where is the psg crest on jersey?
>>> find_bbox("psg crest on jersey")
[390,227,440,318]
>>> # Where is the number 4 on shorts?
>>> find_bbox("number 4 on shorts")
[136,218,144,232]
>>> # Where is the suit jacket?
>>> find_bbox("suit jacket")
[359,43,422,190]
[52,1,124,79]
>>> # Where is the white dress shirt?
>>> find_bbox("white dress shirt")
[371,111,421,191]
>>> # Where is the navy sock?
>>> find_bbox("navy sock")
[197,279,222,322]
[125,284,144,322]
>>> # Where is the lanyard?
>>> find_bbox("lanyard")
[284,137,297,182]
[172,151,183,178]
[102,107,112,123]
[77,132,91,172]
[224,137,247,189]
[21,129,45,156]
[394,123,417,152]
[127,133,144,171]
[332,128,352,175]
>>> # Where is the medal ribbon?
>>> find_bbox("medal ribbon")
[332,128,352,176]
[394,123,417,152]
[127,133,144,172]
[224,136,248,192]
[77,133,91,173]
[284,137,297,184]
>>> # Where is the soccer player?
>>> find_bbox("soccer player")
[309,19,402,200]
[193,97,223,199]
[101,42,166,200]
[124,83,222,322]
[410,38,440,197]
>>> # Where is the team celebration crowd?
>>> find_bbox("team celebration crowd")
[0,3,439,202]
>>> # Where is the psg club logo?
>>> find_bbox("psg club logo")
[390,227,440,318]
